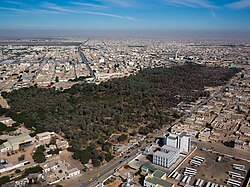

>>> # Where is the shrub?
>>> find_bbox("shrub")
[23,166,43,176]
[0,176,10,186]
[33,145,46,163]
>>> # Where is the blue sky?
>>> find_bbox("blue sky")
[0,0,250,33]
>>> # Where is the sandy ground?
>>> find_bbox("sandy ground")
[177,148,250,186]
[0,95,10,108]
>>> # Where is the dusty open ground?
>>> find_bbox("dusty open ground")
[177,148,250,186]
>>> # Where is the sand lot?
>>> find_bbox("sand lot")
[177,149,250,186]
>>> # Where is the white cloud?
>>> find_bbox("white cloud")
[4,1,24,5]
[95,0,132,7]
[0,6,65,14]
[164,0,217,8]
[210,10,222,20]
[42,2,78,13]
[32,9,65,14]
[226,0,250,9]
[70,2,109,9]
[0,7,30,13]
[41,2,136,20]
[1,2,136,21]
[82,10,136,20]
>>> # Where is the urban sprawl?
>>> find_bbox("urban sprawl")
[0,38,249,187]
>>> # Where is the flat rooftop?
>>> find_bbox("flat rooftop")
[7,134,33,144]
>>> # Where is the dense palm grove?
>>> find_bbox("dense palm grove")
[1,64,239,166]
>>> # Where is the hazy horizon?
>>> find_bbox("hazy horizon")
[0,29,250,39]
[1,0,250,39]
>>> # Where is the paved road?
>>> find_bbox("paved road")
[81,146,146,187]
[80,39,89,47]
[78,46,96,79]
[78,39,96,79]
[0,57,16,64]
[31,57,46,83]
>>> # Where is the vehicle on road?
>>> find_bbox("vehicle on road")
[233,157,240,161]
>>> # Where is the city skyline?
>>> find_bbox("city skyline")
[0,0,250,37]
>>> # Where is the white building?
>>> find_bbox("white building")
[0,117,15,127]
[153,145,180,168]
[0,160,30,173]
[41,156,81,185]
[164,132,191,153]
[3,177,29,187]
[0,134,33,153]
[0,142,12,153]
[36,132,51,142]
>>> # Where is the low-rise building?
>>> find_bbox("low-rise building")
[36,132,51,142]
[0,134,33,152]
[0,117,15,127]
[234,139,250,151]
[2,178,29,187]
[198,128,211,142]
[41,156,80,185]
[7,134,33,151]
[0,160,30,173]
[0,142,12,153]
[144,170,175,187]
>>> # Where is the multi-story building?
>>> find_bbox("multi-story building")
[153,145,180,168]
[163,132,191,153]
